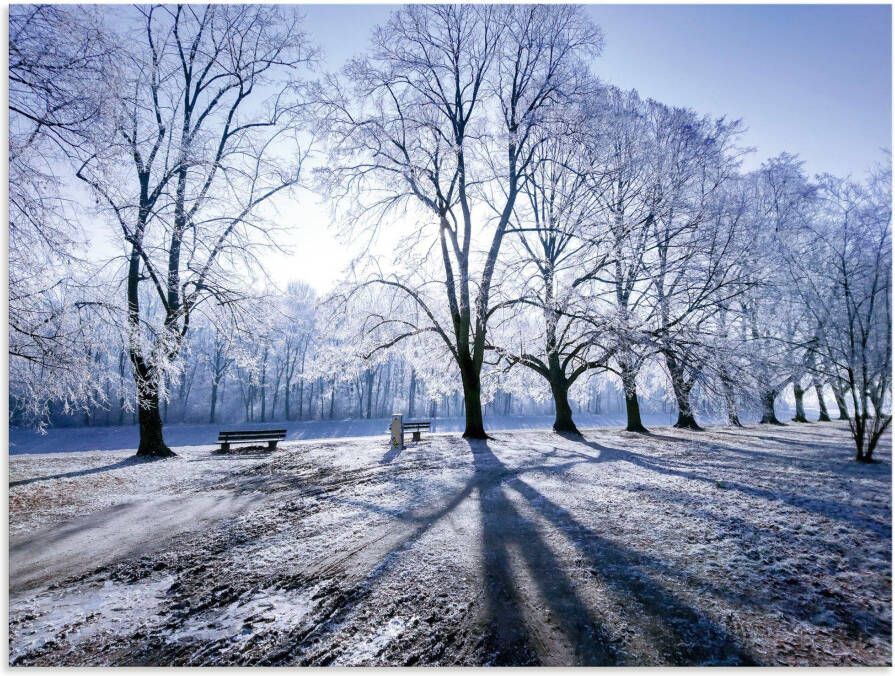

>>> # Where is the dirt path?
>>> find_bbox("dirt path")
[7,424,891,665]
[10,491,266,593]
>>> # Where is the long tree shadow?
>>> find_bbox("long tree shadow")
[265,465,493,664]
[258,444,614,664]
[469,439,618,665]
[573,438,889,536]
[240,430,882,665]
[707,426,865,453]
[469,440,753,665]
[503,473,754,665]
[9,455,165,487]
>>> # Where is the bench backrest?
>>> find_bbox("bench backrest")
[219,429,287,442]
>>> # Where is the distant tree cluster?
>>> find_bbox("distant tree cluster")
[8,4,890,462]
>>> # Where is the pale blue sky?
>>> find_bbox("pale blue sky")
[301,3,891,178]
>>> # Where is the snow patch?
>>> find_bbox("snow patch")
[170,586,319,645]
[9,576,174,663]
[336,616,410,665]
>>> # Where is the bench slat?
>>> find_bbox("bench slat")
[219,430,286,441]
[219,429,287,435]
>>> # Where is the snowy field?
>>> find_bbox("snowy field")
[8,422,890,666]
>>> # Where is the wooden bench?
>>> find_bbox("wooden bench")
[218,428,286,452]
[404,419,432,441]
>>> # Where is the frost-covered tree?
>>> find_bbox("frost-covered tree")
[495,99,612,434]
[792,167,891,461]
[736,155,817,424]
[640,102,746,430]
[580,88,657,432]
[8,5,118,426]
[319,5,601,438]
[75,5,316,456]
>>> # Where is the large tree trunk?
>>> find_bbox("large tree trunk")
[460,358,486,439]
[673,392,701,430]
[620,359,648,433]
[854,414,868,462]
[126,222,174,457]
[117,350,127,426]
[549,375,579,435]
[813,381,831,422]
[791,381,809,422]
[665,354,701,431]
[137,394,172,456]
[135,364,174,457]
[623,388,647,433]
[759,389,784,425]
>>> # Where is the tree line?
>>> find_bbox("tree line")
[9,4,891,462]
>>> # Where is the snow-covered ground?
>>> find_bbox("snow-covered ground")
[8,422,890,665]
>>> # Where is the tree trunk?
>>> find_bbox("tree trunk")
[620,360,648,433]
[161,378,168,424]
[550,376,579,435]
[871,395,882,420]
[854,415,867,462]
[664,352,701,430]
[810,380,830,422]
[623,388,647,433]
[135,372,174,457]
[831,380,850,420]
[720,374,742,427]
[117,351,126,426]
[791,382,809,422]
[365,368,374,419]
[759,389,784,425]
[460,358,486,438]
[408,369,417,418]
[329,377,336,419]
[209,377,219,424]
[673,391,701,430]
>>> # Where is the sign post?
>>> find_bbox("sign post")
[390,413,404,450]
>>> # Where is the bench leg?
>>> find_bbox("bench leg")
[268,440,277,451]
[221,442,230,452]
[412,431,421,442]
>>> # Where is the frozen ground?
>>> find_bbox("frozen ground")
[8,422,890,666]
